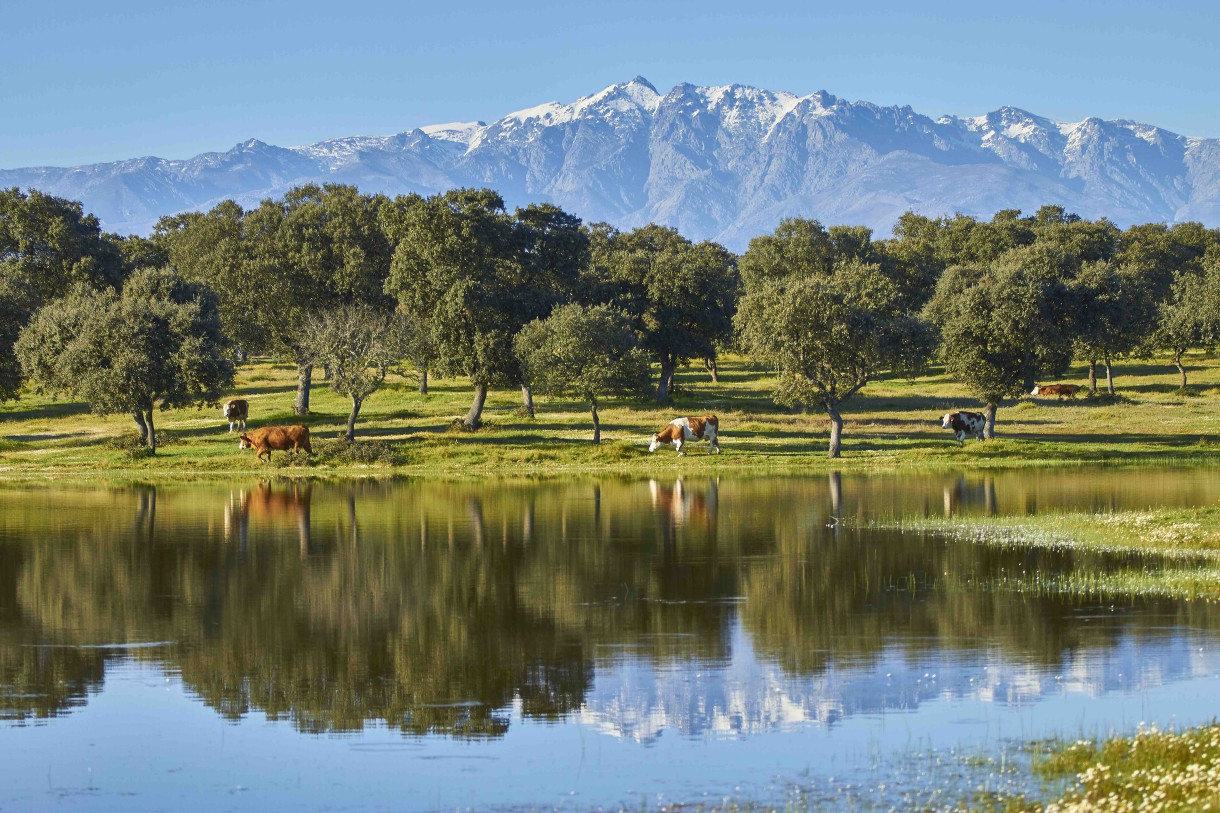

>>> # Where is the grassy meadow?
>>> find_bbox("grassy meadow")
[6,352,1220,479]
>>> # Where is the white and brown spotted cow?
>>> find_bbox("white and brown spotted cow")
[223,399,249,433]
[941,411,986,446]
[648,415,720,455]
[1030,383,1080,400]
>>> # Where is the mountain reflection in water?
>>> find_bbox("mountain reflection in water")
[2,472,1220,741]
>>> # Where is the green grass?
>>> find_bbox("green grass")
[868,506,1220,602]
[985,724,1220,812]
[6,352,1220,479]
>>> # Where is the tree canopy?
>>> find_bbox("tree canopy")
[588,224,738,401]
[514,304,652,442]
[384,189,531,428]
[738,220,933,458]
[15,267,234,452]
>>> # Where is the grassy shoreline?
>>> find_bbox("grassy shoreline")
[6,351,1220,481]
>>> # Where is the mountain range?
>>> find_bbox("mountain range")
[6,76,1220,250]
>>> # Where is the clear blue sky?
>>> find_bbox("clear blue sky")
[2,0,1215,167]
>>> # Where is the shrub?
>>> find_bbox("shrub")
[314,437,409,466]
[106,431,173,459]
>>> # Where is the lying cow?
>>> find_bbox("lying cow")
[648,415,720,455]
[223,399,249,432]
[238,425,312,463]
[1030,383,1080,400]
[941,411,986,446]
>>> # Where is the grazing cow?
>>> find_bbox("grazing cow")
[238,425,312,462]
[941,411,987,446]
[648,415,720,455]
[223,399,249,433]
[1030,383,1080,400]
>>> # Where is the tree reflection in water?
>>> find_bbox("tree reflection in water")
[0,474,1218,736]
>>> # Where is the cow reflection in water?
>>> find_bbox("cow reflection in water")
[648,478,719,530]
[224,481,314,555]
[941,475,998,517]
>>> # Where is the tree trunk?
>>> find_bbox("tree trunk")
[294,363,313,415]
[144,408,157,454]
[1088,360,1098,396]
[591,400,601,444]
[656,355,676,402]
[521,385,536,419]
[983,403,998,440]
[132,410,149,443]
[418,369,428,395]
[464,383,488,430]
[1175,351,1187,389]
[1104,356,1115,396]
[345,395,363,441]
[704,355,720,384]
[827,405,843,459]
[322,364,332,382]
[1022,369,1036,395]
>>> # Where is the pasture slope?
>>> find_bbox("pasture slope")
[3,353,1220,479]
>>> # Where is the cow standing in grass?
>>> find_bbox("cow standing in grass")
[649,415,720,455]
[239,425,312,463]
[223,399,249,432]
[941,411,986,446]
[1030,383,1080,400]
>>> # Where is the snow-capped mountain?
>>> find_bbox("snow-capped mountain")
[5,76,1220,249]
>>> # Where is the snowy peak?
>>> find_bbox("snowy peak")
[501,76,663,126]
[3,78,1220,246]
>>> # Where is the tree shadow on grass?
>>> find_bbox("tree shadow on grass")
[0,401,93,422]
[232,384,299,398]
[4,431,98,444]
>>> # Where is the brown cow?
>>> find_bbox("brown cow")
[648,415,720,455]
[238,425,313,462]
[223,398,249,432]
[1030,383,1080,400]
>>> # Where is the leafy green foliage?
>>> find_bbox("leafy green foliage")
[1151,254,1220,387]
[155,200,260,352]
[385,189,524,388]
[738,220,934,458]
[514,304,651,441]
[0,187,123,308]
[926,244,1078,424]
[587,224,738,400]
[0,276,34,401]
[15,267,234,452]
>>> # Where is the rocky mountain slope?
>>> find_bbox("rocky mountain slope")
[6,77,1218,249]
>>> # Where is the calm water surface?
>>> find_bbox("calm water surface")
[2,471,1220,811]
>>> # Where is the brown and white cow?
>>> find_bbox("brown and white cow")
[648,415,720,455]
[941,411,986,446]
[1030,383,1080,400]
[238,425,312,462]
[223,399,249,432]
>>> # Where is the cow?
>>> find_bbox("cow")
[648,415,720,455]
[941,411,986,446]
[223,399,249,433]
[1030,383,1080,400]
[238,425,312,463]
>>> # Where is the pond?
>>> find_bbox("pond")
[2,471,1220,811]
